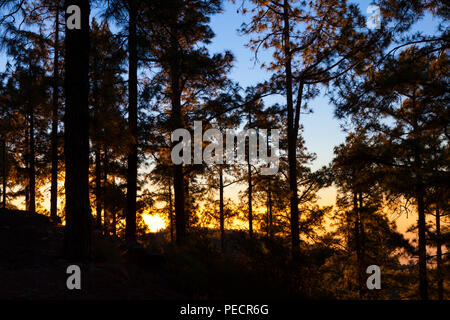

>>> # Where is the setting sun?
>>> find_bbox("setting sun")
[143,213,167,233]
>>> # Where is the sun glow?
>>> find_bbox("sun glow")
[143,213,167,233]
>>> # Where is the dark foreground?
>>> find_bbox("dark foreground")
[0,209,184,299]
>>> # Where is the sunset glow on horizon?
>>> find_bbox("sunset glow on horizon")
[143,213,166,233]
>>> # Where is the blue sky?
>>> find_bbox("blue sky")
[208,1,343,171]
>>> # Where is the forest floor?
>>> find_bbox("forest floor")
[0,209,186,299]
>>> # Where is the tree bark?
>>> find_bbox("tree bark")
[417,185,428,300]
[111,179,117,237]
[28,103,36,213]
[95,150,102,229]
[184,175,191,230]
[266,183,273,239]
[25,123,29,211]
[435,206,443,300]
[412,90,428,300]
[170,31,186,246]
[1,138,6,209]
[173,164,185,246]
[125,0,138,242]
[283,0,300,256]
[354,191,364,299]
[247,112,253,239]
[50,3,61,220]
[103,148,108,235]
[359,192,366,298]
[63,0,91,262]
[266,136,273,239]
[219,166,225,252]
[168,182,174,243]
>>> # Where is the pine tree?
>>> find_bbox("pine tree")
[334,45,449,299]
[239,0,379,257]
[63,0,91,261]
[141,0,233,245]
[89,18,127,232]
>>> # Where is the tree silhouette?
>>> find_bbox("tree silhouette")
[63,0,91,261]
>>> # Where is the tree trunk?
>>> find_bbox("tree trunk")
[266,137,273,239]
[359,192,366,298]
[417,186,428,300]
[1,138,6,209]
[111,179,117,237]
[25,123,29,211]
[63,0,92,262]
[412,90,428,300]
[435,206,443,300]
[247,113,253,239]
[170,32,186,246]
[95,150,102,229]
[125,0,138,242]
[28,105,36,214]
[168,182,174,243]
[173,164,185,246]
[25,186,29,211]
[354,191,364,299]
[102,148,108,235]
[184,176,191,230]
[112,209,116,236]
[283,0,300,256]
[219,166,225,252]
[50,3,61,220]
[266,183,273,238]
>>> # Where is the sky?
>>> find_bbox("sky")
[207,0,441,172]
[205,0,443,210]
[203,0,444,237]
[0,0,440,176]
[208,1,344,173]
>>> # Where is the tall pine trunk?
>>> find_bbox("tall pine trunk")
[103,148,108,235]
[28,105,36,213]
[184,175,191,230]
[25,123,29,211]
[283,0,300,256]
[266,137,273,239]
[63,0,91,261]
[170,32,186,246]
[247,113,253,239]
[219,166,225,252]
[266,185,273,239]
[168,183,174,243]
[354,191,364,299]
[435,206,443,300]
[1,138,6,209]
[95,150,102,229]
[111,179,117,237]
[50,3,61,220]
[412,91,428,300]
[359,192,366,298]
[417,186,428,300]
[125,0,138,242]
[173,164,185,245]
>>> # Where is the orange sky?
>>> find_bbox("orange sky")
[8,181,432,244]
